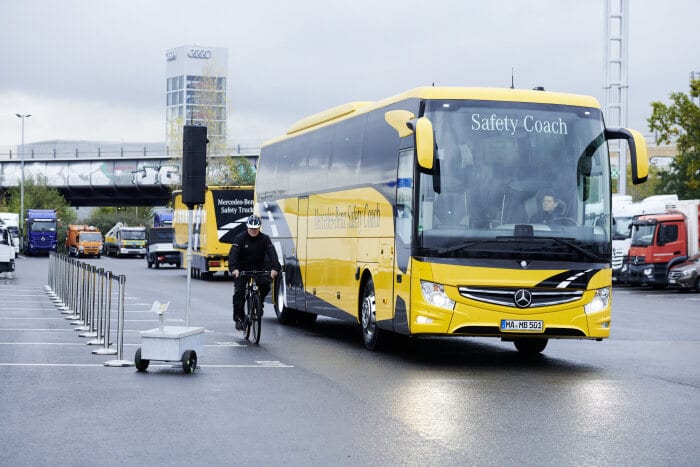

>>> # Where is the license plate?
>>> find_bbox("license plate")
[500,319,543,332]
[668,279,676,284]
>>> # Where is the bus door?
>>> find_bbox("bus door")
[392,148,415,333]
[294,196,309,312]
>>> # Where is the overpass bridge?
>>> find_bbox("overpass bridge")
[0,151,257,207]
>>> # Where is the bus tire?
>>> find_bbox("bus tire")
[514,338,548,354]
[274,276,296,325]
[360,278,381,350]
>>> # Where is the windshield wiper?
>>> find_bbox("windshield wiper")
[437,240,492,255]
[536,236,602,261]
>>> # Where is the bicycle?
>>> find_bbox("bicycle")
[237,270,269,344]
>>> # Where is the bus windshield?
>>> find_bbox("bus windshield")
[416,100,611,262]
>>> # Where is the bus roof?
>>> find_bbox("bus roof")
[268,86,602,145]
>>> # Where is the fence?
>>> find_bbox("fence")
[45,253,132,367]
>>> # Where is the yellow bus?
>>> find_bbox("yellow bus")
[255,86,648,353]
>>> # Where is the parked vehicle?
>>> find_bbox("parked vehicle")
[146,226,180,268]
[667,253,700,292]
[153,210,173,228]
[0,212,21,255]
[24,209,58,255]
[104,222,147,258]
[65,224,103,258]
[612,194,678,283]
[628,199,699,288]
[173,186,254,279]
[0,225,16,274]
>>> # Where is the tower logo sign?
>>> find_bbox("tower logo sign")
[187,48,212,59]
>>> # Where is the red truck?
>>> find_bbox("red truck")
[628,199,700,288]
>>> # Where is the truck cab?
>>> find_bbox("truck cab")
[0,225,16,274]
[104,222,147,258]
[24,209,58,255]
[66,224,103,258]
[629,200,699,288]
[146,227,181,268]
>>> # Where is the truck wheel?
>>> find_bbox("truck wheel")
[147,256,152,268]
[155,261,160,269]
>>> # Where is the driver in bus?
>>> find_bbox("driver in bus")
[531,189,565,224]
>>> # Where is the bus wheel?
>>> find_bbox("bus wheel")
[513,338,548,354]
[274,276,296,325]
[361,278,380,350]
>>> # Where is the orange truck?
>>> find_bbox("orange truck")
[65,224,103,258]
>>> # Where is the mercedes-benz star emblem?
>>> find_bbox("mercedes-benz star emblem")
[513,289,533,308]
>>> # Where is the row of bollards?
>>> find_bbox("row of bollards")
[45,252,133,367]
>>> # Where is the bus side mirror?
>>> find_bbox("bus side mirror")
[414,117,435,171]
[605,128,649,184]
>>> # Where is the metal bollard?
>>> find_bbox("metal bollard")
[92,271,116,356]
[79,265,98,338]
[74,263,90,330]
[56,256,72,313]
[65,258,81,320]
[104,274,133,367]
[87,268,106,346]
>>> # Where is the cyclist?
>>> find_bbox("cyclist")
[228,215,280,330]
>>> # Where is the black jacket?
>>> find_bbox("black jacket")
[227,231,281,273]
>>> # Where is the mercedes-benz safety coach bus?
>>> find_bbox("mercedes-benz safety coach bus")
[255,86,648,353]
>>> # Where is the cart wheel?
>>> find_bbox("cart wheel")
[135,347,149,372]
[182,349,197,374]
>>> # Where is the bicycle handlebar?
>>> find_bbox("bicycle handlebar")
[237,270,271,276]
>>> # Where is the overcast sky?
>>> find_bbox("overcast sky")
[1,0,698,150]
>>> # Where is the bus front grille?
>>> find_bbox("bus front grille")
[458,287,583,308]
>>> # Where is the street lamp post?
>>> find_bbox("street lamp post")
[16,113,31,234]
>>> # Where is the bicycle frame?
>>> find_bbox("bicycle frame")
[238,270,269,343]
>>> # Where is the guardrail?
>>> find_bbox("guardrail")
[45,253,132,367]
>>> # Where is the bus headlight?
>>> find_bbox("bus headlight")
[584,287,611,315]
[420,280,455,310]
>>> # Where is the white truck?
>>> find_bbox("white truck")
[0,224,16,275]
[0,212,21,255]
[612,194,678,283]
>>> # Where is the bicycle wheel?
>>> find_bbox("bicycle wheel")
[244,294,252,340]
[251,292,262,344]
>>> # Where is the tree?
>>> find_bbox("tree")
[647,79,700,199]
[0,175,77,252]
[208,155,257,186]
[85,207,153,236]
[623,164,663,201]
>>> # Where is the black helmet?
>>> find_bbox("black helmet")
[246,215,262,229]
